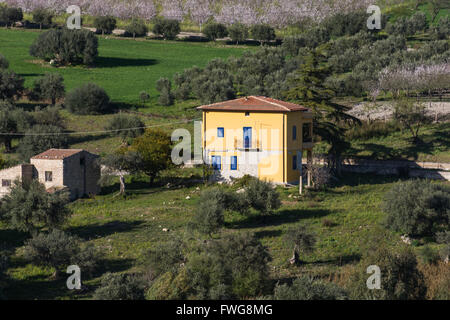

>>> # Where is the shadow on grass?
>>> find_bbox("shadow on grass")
[95,57,158,68]
[5,257,135,300]
[306,253,362,267]
[0,229,29,251]
[100,175,204,197]
[254,229,283,239]
[68,220,145,240]
[333,172,402,188]
[227,208,332,230]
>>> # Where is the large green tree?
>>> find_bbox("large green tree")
[285,47,359,174]
[131,128,172,185]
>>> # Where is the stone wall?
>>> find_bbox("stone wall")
[0,164,34,198]
[30,158,64,190]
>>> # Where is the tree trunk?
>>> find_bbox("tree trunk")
[119,175,126,194]
[52,268,61,280]
[4,139,12,153]
[289,247,299,265]
[149,175,155,186]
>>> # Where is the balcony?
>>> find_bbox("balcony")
[234,138,261,152]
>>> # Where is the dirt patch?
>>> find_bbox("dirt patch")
[349,102,450,122]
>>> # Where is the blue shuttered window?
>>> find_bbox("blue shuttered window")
[217,127,224,138]
[230,156,237,170]
[211,156,221,170]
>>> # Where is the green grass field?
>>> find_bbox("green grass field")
[3,171,433,300]
[0,28,250,105]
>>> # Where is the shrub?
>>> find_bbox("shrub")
[94,272,145,300]
[146,270,187,300]
[383,180,450,237]
[17,124,68,161]
[24,229,100,278]
[186,233,271,299]
[1,7,22,28]
[347,245,427,300]
[156,77,174,106]
[0,180,71,235]
[282,36,307,56]
[430,16,450,40]
[93,16,116,35]
[66,83,111,115]
[105,113,145,141]
[0,252,8,300]
[244,178,281,215]
[250,24,276,46]
[274,276,348,300]
[436,231,449,262]
[419,260,450,300]
[139,91,150,105]
[418,245,440,265]
[228,23,248,44]
[203,23,228,41]
[0,70,24,100]
[32,105,64,128]
[0,54,8,70]
[152,18,180,40]
[32,8,53,30]
[143,238,185,279]
[31,73,65,105]
[285,225,316,264]
[191,197,224,236]
[29,28,98,66]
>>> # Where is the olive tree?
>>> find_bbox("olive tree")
[105,113,145,141]
[32,8,53,30]
[94,16,117,35]
[24,229,100,278]
[0,180,71,235]
[285,225,317,265]
[66,83,110,115]
[31,73,65,105]
[383,180,449,237]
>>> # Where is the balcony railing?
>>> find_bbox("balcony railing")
[234,138,261,151]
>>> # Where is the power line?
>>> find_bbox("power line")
[0,119,201,136]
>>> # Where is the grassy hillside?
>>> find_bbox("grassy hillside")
[4,172,439,300]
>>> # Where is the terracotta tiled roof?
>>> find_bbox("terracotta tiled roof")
[31,149,84,160]
[197,96,309,112]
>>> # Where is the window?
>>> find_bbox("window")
[217,127,224,138]
[2,179,11,187]
[230,156,237,170]
[45,171,53,182]
[293,125,297,140]
[211,156,221,170]
[293,155,297,170]
[303,123,312,143]
[243,127,252,149]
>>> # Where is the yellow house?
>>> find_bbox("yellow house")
[197,96,314,185]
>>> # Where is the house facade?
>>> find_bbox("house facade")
[0,149,100,200]
[197,96,314,185]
